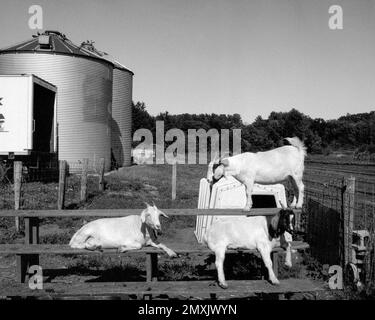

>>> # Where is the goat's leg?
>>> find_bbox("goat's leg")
[257,242,280,285]
[85,237,102,251]
[214,247,228,289]
[117,242,142,253]
[149,241,177,257]
[243,179,254,211]
[280,233,292,268]
[292,175,304,209]
[289,176,298,208]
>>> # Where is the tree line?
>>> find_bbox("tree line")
[132,102,375,155]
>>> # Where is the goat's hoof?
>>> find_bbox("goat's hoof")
[270,279,280,286]
[242,207,252,212]
[218,282,228,289]
[284,262,292,268]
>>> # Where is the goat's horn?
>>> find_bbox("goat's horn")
[160,210,169,218]
[279,200,287,210]
[212,154,220,164]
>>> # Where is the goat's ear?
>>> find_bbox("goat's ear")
[140,209,147,223]
[159,210,169,219]
[221,158,229,166]
[279,200,287,210]
[144,202,151,208]
[270,214,279,232]
[212,152,220,164]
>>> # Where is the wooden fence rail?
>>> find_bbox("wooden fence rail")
[0,207,298,218]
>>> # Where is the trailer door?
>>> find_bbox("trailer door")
[0,76,33,155]
[32,82,56,153]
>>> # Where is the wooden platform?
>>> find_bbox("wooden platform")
[0,279,324,300]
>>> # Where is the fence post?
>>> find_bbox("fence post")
[80,158,89,202]
[98,158,105,191]
[57,160,67,210]
[343,176,355,266]
[172,162,177,201]
[14,161,22,232]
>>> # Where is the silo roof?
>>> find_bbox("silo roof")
[0,30,134,75]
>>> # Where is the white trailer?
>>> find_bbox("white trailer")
[0,74,57,158]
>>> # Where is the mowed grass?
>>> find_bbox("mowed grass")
[87,164,207,210]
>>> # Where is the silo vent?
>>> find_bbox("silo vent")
[80,41,104,57]
[38,35,51,50]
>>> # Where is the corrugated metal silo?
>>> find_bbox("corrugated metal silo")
[0,31,132,172]
[111,62,133,167]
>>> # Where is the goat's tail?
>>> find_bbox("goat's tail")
[69,225,91,249]
[285,137,307,157]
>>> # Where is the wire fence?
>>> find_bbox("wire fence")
[0,159,106,211]
[302,176,344,266]
[303,168,375,291]
[354,179,375,292]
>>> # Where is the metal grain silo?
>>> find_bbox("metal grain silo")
[0,31,119,172]
[111,62,133,167]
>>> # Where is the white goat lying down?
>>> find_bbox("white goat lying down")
[211,137,306,211]
[204,205,295,289]
[69,203,177,257]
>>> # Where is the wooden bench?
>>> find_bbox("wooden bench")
[0,209,314,298]
[0,241,309,283]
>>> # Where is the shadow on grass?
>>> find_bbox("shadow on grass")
[43,266,146,283]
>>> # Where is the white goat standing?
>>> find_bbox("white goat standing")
[204,205,295,289]
[69,203,177,257]
[212,137,306,211]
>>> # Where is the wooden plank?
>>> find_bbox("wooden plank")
[20,217,40,283]
[15,255,27,283]
[343,176,355,265]
[0,279,324,298]
[24,217,39,245]
[57,160,66,210]
[13,161,22,232]
[146,253,158,282]
[0,241,309,255]
[80,158,89,202]
[15,254,39,284]
[0,208,302,218]
[271,251,279,277]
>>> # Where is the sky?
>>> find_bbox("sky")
[0,0,374,123]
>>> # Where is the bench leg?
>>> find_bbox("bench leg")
[146,253,158,282]
[18,217,40,284]
[16,254,40,284]
[271,252,279,278]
